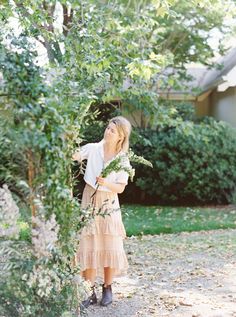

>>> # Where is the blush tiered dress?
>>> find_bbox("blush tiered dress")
[76,141,129,278]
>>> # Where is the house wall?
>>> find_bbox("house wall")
[195,97,210,117]
[195,87,236,128]
[210,87,236,128]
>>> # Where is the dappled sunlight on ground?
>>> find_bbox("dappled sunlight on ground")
[84,229,236,317]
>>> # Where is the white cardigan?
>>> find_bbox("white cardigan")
[74,140,130,192]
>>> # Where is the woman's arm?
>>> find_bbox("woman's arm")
[96,176,126,194]
[72,143,92,162]
[72,151,81,161]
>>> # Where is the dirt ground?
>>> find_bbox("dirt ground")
[83,229,236,317]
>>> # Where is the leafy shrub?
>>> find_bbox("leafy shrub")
[124,118,236,205]
[159,100,196,121]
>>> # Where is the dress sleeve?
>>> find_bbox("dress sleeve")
[115,156,131,185]
[115,170,129,185]
[72,143,93,162]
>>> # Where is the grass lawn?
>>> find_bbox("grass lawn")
[122,204,236,236]
[18,205,236,239]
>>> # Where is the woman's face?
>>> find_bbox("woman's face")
[104,122,120,145]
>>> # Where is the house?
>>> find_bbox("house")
[158,47,236,128]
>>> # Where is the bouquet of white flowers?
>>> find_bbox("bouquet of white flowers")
[91,149,152,198]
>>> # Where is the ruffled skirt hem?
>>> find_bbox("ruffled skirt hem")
[77,249,129,278]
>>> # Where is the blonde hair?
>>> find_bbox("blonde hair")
[109,116,132,153]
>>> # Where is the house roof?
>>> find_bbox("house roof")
[158,46,236,101]
[199,46,236,93]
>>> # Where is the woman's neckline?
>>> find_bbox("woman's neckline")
[101,140,122,165]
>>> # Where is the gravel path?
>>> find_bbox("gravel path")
[83,229,236,317]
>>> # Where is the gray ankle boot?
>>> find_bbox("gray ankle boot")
[100,284,112,306]
[81,285,97,309]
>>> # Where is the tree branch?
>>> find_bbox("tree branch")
[62,4,74,36]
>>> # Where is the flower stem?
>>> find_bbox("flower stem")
[91,183,99,199]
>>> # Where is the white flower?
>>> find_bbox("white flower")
[72,275,92,300]
[0,184,20,239]
[25,265,62,298]
[32,214,59,258]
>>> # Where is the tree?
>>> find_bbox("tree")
[0,24,92,314]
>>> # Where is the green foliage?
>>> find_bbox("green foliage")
[18,220,31,242]
[101,155,133,180]
[5,0,235,126]
[128,118,236,205]
[0,31,84,250]
[100,150,152,181]
[155,0,232,66]
[0,31,89,316]
[159,100,196,121]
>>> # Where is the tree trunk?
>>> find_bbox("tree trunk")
[27,149,36,221]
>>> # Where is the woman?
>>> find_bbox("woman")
[72,116,132,308]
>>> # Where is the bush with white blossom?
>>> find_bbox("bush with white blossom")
[32,213,59,258]
[0,184,20,239]
[0,184,86,316]
[22,265,62,298]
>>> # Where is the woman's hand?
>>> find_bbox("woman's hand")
[96,176,108,187]
[96,176,126,194]
[72,151,81,161]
